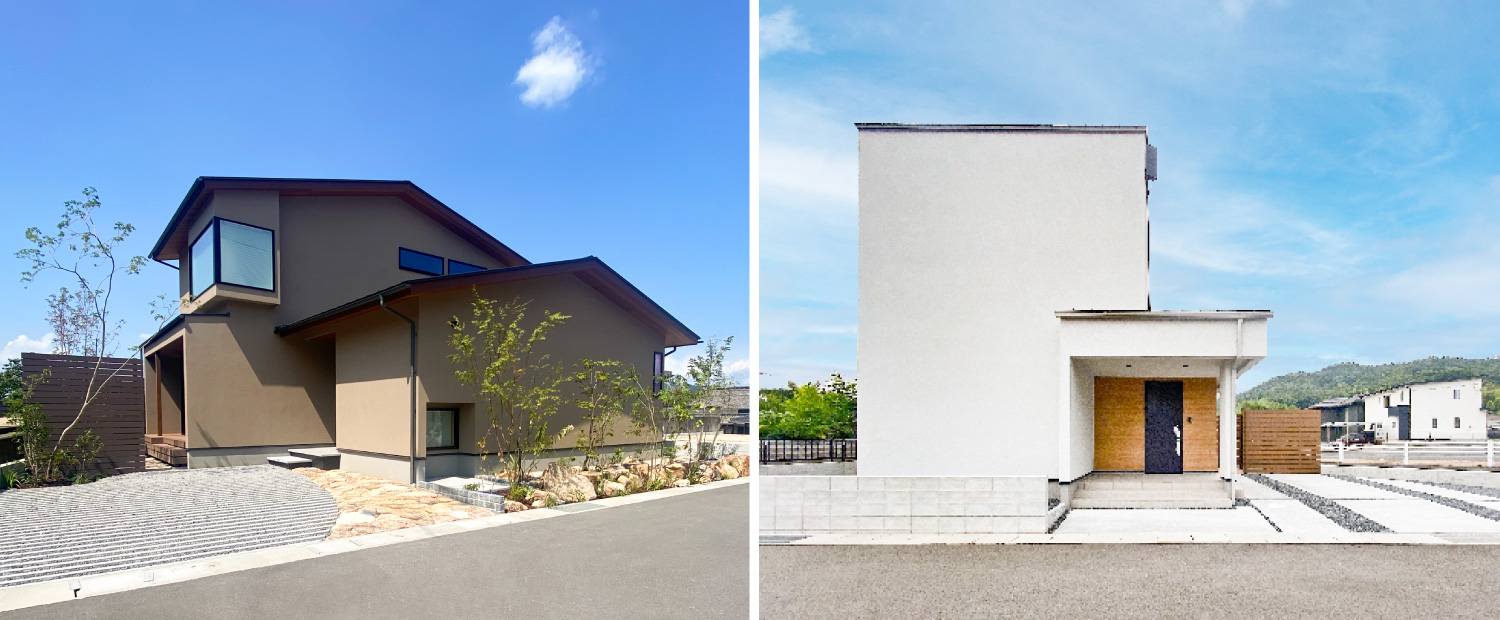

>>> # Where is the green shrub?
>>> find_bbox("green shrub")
[759,373,857,439]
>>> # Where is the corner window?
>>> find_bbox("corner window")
[426,408,457,450]
[189,218,275,295]
[399,248,444,276]
[448,259,485,275]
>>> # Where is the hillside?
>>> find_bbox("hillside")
[1240,356,1500,410]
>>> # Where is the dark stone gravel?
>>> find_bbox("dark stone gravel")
[1246,474,1390,533]
[1334,476,1500,523]
[1408,479,1500,500]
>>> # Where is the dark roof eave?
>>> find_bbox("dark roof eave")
[274,257,699,346]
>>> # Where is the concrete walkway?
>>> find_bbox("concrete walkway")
[1055,507,1273,534]
[1271,474,1500,533]
[0,466,337,588]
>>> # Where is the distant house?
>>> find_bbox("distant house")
[1313,378,1485,442]
[674,386,749,435]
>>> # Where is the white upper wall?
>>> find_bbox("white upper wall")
[1367,377,1485,441]
[858,126,1152,477]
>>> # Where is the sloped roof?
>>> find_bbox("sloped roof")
[149,177,528,266]
[273,257,699,347]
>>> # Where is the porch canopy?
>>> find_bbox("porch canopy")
[1056,310,1271,483]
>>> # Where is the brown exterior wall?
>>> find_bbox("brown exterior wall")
[1094,377,1218,472]
[145,350,185,436]
[180,305,336,450]
[328,272,668,462]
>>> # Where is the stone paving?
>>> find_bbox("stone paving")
[292,468,492,539]
[0,466,337,588]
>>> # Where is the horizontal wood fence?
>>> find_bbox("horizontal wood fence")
[20,352,145,476]
[1238,408,1320,474]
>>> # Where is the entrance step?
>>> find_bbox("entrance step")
[146,434,186,449]
[287,447,339,470]
[1070,473,1232,509]
[145,440,187,467]
[267,456,313,469]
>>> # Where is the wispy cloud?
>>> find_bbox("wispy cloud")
[2,333,54,360]
[760,7,812,58]
[514,16,593,109]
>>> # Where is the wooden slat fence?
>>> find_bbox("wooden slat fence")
[19,352,145,476]
[1238,408,1320,474]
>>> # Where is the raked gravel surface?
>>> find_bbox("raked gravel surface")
[0,466,337,588]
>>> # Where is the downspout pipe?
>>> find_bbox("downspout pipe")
[380,294,418,484]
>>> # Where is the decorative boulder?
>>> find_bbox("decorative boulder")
[540,462,598,503]
[601,480,628,497]
[721,454,750,477]
[673,479,691,488]
[529,490,558,509]
[715,459,739,480]
[504,499,529,513]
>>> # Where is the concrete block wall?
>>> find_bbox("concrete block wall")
[760,461,857,476]
[761,476,1049,535]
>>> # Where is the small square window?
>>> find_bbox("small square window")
[426,408,457,450]
[399,248,444,276]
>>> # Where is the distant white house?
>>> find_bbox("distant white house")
[1313,378,1485,442]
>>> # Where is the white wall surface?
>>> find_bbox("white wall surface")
[858,128,1150,477]
[760,476,1049,535]
[1368,379,1484,441]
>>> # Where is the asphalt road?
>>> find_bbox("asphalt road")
[5,485,748,620]
[761,544,1500,618]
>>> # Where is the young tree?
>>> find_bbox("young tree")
[570,358,633,470]
[15,187,144,452]
[659,336,735,462]
[448,290,573,483]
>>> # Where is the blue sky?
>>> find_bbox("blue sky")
[759,0,1500,391]
[0,2,749,379]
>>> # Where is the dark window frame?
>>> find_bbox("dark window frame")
[426,407,459,450]
[447,259,485,275]
[1456,417,1463,429]
[189,217,277,295]
[652,352,665,393]
[398,247,445,276]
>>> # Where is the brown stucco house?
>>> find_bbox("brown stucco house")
[140,177,698,482]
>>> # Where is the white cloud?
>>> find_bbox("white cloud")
[2,333,55,360]
[760,7,812,58]
[1220,0,1287,22]
[514,16,593,109]
[759,140,857,207]
[665,352,750,385]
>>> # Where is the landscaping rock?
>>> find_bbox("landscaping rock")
[601,480,627,497]
[539,462,597,503]
[721,454,750,477]
[673,479,691,488]
[504,499,529,512]
[715,459,740,480]
[580,470,603,483]
[528,490,558,509]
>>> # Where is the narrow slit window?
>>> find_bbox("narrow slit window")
[398,248,444,276]
[1456,417,1463,429]
[447,259,485,275]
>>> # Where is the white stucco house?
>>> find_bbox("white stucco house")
[1317,378,1486,442]
[762,124,1273,536]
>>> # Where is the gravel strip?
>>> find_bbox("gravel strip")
[1333,476,1500,523]
[1406,479,1500,500]
[1244,474,1390,532]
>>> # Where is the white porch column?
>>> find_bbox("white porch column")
[1057,354,1072,482]
[1219,360,1236,477]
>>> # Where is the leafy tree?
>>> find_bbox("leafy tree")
[760,373,857,439]
[1238,398,1295,411]
[448,290,573,483]
[569,358,633,470]
[0,358,21,411]
[659,336,734,461]
[15,187,144,451]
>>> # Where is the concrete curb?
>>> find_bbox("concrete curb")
[774,531,1467,545]
[0,477,750,613]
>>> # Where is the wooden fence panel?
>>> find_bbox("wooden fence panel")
[1238,408,1320,474]
[19,352,145,476]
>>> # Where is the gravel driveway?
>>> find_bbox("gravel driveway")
[0,466,338,588]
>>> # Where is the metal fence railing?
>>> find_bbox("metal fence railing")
[760,439,857,463]
[1326,441,1500,468]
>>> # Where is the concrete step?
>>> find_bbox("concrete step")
[287,447,340,470]
[1071,497,1235,509]
[146,434,187,448]
[267,456,312,469]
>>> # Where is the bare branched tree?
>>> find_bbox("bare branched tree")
[15,187,146,449]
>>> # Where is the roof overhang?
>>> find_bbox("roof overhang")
[149,177,529,267]
[1056,310,1274,320]
[274,257,700,347]
[856,123,1146,134]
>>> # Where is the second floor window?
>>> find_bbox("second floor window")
[190,218,275,295]
[398,248,444,276]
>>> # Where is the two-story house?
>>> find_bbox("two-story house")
[139,177,698,482]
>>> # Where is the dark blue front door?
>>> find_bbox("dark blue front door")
[1144,381,1183,474]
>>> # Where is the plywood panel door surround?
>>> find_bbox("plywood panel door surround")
[1094,377,1220,473]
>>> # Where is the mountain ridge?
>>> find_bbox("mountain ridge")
[1240,356,1500,410]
